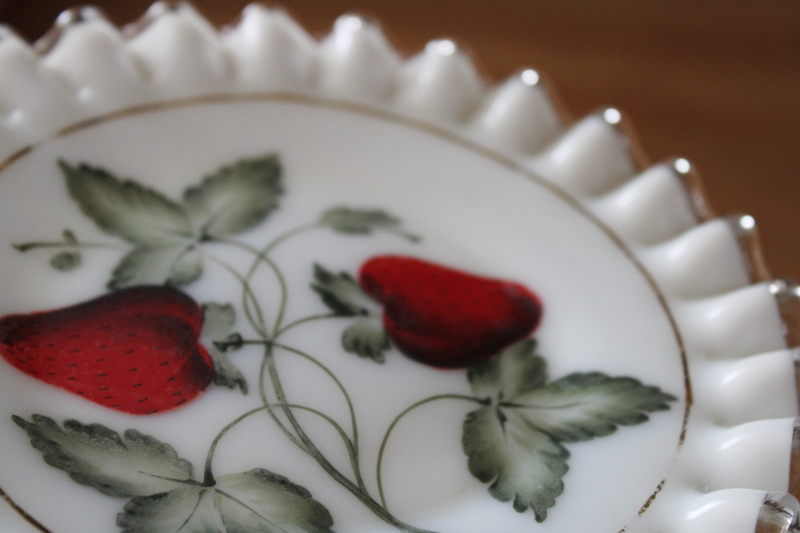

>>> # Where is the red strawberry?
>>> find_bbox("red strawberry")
[0,286,213,415]
[359,256,542,368]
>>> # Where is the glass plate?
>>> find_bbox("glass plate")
[0,4,797,533]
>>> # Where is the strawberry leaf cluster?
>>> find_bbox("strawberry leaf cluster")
[13,415,334,533]
[201,303,248,394]
[462,340,676,522]
[311,264,389,362]
[59,155,283,290]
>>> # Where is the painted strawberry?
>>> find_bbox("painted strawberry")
[0,286,214,415]
[359,256,542,368]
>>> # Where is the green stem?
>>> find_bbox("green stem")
[285,403,360,487]
[233,223,318,303]
[203,403,355,488]
[259,254,289,336]
[213,237,290,337]
[212,224,437,532]
[274,313,340,338]
[204,406,267,485]
[265,352,436,533]
[376,394,488,511]
[242,223,319,334]
[12,241,120,252]
[260,223,320,256]
[208,255,269,339]
[258,347,305,451]
[273,342,364,491]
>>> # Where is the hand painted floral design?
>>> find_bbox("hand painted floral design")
[13,414,334,533]
[4,154,676,532]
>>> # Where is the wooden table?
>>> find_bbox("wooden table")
[2,0,799,280]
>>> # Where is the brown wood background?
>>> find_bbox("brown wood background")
[1,1,799,281]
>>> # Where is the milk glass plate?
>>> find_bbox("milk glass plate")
[0,4,798,533]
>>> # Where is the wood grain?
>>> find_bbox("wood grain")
[2,0,799,282]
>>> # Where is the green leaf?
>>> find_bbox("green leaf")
[213,333,244,353]
[168,247,204,287]
[59,160,193,246]
[108,245,202,290]
[62,229,77,244]
[311,264,380,317]
[209,348,248,395]
[510,373,677,443]
[216,470,334,533]
[117,469,334,533]
[201,303,236,339]
[12,415,194,498]
[467,340,547,402]
[341,317,389,363]
[117,487,218,533]
[319,207,419,241]
[199,303,246,393]
[319,207,399,234]
[50,251,81,271]
[182,154,283,238]
[462,406,568,523]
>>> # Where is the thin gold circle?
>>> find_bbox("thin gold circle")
[0,92,690,533]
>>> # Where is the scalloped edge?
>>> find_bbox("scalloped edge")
[0,4,796,533]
